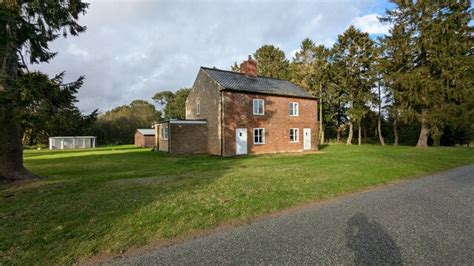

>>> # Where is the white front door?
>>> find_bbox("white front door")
[236,128,248,155]
[303,128,311,150]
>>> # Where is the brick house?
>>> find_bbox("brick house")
[156,56,318,156]
[134,129,155,148]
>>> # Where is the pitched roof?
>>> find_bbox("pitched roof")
[201,67,316,99]
[137,129,155,136]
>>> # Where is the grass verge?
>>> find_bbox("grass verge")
[1,144,473,264]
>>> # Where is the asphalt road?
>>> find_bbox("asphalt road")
[109,165,474,265]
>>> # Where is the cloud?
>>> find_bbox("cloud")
[352,13,390,35]
[31,0,386,114]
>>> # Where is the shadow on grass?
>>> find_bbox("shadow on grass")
[2,145,473,264]
[0,149,252,264]
[318,144,330,150]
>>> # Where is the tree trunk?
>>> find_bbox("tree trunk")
[336,127,341,143]
[416,109,429,148]
[431,126,441,147]
[346,121,353,145]
[336,119,342,143]
[377,117,385,146]
[377,75,385,146]
[321,126,325,144]
[358,121,362,145]
[0,19,38,181]
[393,118,399,146]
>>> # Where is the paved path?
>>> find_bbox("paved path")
[110,165,474,265]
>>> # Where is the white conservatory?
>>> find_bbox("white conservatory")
[48,136,97,150]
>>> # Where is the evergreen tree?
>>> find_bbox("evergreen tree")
[380,0,473,147]
[290,38,332,143]
[15,71,96,146]
[290,38,318,91]
[332,26,377,145]
[230,62,240,72]
[253,45,289,79]
[0,0,88,181]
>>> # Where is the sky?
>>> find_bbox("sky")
[33,0,394,114]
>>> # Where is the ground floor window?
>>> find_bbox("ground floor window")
[253,128,265,144]
[290,128,299,142]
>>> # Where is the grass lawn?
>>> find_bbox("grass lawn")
[1,145,473,264]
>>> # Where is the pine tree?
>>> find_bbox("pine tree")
[290,38,332,144]
[253,45,289,79]
[230,62,240,72]
[380,0,473,147]
[15,71,95,146]
[0,0,88,181]
[332,26,377,145]
[290,38,318,96]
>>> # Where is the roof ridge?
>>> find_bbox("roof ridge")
[200,66,292,82]
[200,66,317,100]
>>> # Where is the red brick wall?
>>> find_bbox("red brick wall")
[134,133,154,148]
[134,132,143,147]
[186,69,222,155]
[169,123,208,154]
[143,135,155,148]
[222,91,317,156]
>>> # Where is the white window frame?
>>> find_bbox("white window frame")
[162,127,169,140]
[253,99,265,115]
[253,128,265,144]
[197,101,201,116]
[289,102,299,116]
[290,128,299,143]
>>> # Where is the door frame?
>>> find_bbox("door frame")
[303,128,311,150]
[235,128,248,155]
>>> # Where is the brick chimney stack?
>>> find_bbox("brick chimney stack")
[240,55,257,78]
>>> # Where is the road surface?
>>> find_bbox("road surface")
[109,165,474,265]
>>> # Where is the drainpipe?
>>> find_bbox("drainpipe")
[220,91,224,157]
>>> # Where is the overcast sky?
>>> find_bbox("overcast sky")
[34,0,393,114]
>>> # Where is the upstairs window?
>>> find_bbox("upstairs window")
[289,102,299,116]
[253,99,265,115]
[253,128,265,144]
[290,128,299,142]
[161,127,169,140]
[197,101,201,115]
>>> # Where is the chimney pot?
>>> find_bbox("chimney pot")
[240,55,257,78]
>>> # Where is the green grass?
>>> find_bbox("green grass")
[1,144,473,264]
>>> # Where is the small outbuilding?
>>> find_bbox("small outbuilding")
[49,136,96,150]
[135,129,156,148]
[156,120,208,154]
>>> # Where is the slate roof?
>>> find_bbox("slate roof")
[137,129,155,136]
[201,67,316,99]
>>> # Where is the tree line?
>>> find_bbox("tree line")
[8,1,474,148]
[16,81,190,146]
[232,1,473,147]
